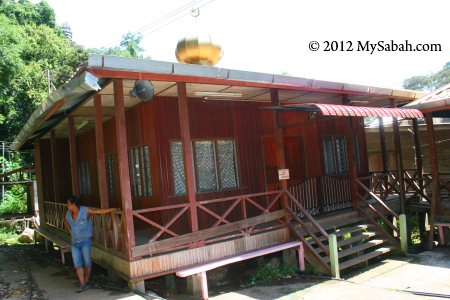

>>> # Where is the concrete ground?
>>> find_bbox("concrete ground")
[210,248,450,300]
[1,244,449,299]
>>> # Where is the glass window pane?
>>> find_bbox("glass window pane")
[106,155,115,196]
[323,138,336,175]
[195,141,217,192]
[217,140,238,189]
[143,146,152,197]
[335,137,349,174]
[134,148,142,196]
[171,142,186,195]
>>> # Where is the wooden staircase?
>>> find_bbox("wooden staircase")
[284,191,400,275]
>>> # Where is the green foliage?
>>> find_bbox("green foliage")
[0,0,87,142]
[404,62,450,91]
[249,265,296,285]
[0,185,28,215]
[0,226,20,244]
[88,31,147,59]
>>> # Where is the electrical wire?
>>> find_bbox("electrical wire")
[103,0,215,48]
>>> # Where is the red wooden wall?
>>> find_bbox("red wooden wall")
[35,93,369,232]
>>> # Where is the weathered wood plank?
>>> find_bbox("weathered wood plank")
[132,209,288,257]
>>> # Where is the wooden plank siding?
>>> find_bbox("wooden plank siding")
[37,94,368,240]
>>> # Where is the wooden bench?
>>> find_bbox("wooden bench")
[436,222,450,246]
[35,228,71,264]
[176,241,304,300]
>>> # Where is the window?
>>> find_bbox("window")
[194,140,238,192]
[128,145,152,197]
[171,142,186,195]
[171,140,239,195]
[322,136,349,175]
[77,161,91,196]
[105,154,115,196]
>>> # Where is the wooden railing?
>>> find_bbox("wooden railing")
[132,191,287,247]
[131,189,331,272]
[355,174,400,245]
[44,202,126,252]
[288,175,352,216]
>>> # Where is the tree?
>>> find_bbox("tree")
[88,32,146,58]
[403,62,450,91]
[0,0,87,143]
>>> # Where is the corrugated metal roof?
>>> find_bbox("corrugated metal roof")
[278,103,424,118]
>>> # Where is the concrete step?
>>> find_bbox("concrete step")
[314,232,377,254]
[323,239,388,263]
[339,245,397,270]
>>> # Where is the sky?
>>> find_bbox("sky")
[39,0,449,89]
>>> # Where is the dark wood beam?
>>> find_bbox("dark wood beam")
[425,113,439,250]
[114,79,135,258]
[378,118,388,173]
[95,94,109,208]
[177,82,199,233]
[34,140,45,223]
[343,96,359,210]
[68,116,79,196]
[50,130,59,202]
[391,99,405,214]
[412,119,423,191]
[270,89,288,209]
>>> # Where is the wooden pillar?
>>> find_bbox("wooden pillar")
[412,119,423,192]
[391,99,405,214]
[425,113,439,250]
[68,116,79,196]
[378,118,388,173]
[34,140,45,224]
[95,94,109,208]
[177,82,199,233]
[270,89,288,211]
[50,130,59,202]
[342,97,359,210]
[114,79,135,257]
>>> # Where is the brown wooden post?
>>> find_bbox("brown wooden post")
[177,82,199,233]
[68,116,79,196]
[425,113,439,250]
[95,94,109,208]
[343,96,359,210]
[412,119,423,192]
[378,118,388,173]
[378,117,388,200]
[50,130,59,202]
[114,79,135,257]
[270,89,288,208]
[391,99,406,214]
[34,140,46,224]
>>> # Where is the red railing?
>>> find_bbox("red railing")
[44,202,126,252]
[288,175,352,216]
[132,190,286,244]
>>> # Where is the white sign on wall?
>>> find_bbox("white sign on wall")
[278,169,290,180]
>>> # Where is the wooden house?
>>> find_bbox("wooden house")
[13,55,438,294]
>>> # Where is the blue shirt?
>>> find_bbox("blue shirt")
[66,206,92,243]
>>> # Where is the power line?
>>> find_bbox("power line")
[103,0,214,48]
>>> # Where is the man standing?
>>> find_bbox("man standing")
[65,196,118,293]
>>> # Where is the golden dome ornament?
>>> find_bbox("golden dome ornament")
[175,8,223,66]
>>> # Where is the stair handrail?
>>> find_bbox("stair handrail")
[284,190,329,256]
[356,178,399,219]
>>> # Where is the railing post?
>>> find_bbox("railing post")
[399,214,408,254]
[329,234,340,279]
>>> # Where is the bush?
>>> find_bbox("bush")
[0,184,28,215]
[250,265,297,285]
